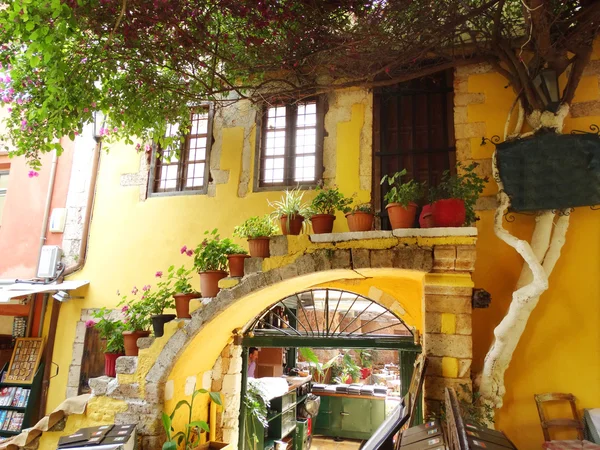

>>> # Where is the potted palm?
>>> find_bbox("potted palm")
[380,169,425,229]
[309,186,353,234]
[233,215,278,258]
[269,188,311,235]
[226,242,249,278]
[193,229,231,297]
[87,307,125,377]
[118,292,152,356]
[164,265,200,319]
[343,202,375,232]
[143,278,177,338]
[429,162,488,227]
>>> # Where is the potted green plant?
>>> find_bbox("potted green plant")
[429,162,488,227]
[226,242,249,278]
[193,229,232,297]
[87,307,125,377]
[343,202,375,232]
[309,186,353,234]
[269,188,311,235]
[163,264,200,319]
[142,277,177,338]
[233,215,278,258]
[162,386,223,450]
[380,169,426,229]
[117,291,152,356]
[244,380,270,450]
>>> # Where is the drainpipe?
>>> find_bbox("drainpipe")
[36,150,59,277]
[62,138,101,277]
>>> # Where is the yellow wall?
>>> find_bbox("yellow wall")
[47,58,600,450]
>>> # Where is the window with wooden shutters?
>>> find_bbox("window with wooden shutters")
[149,106,213,196]
[255,99,324,189]
[78,327,106,394]
[373,71,456,229]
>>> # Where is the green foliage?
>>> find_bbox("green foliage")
[380,169,426,207]
[310,186,353,215]
[334,351,362,383]
[298,348,341,384]
[433,384,495,429]
[117,292,152,332]
[162,386,222,450]
[233,215,278,239]
[142,278,176,316]
[193,229,231,272]
[355,349,377,368]
[429,162,488,224]
[269,188,311,219]
[88,307,125,354]
[244,379,271,450]
[225,242,248,255]
[165,265,197,295]
[344,202,374,215]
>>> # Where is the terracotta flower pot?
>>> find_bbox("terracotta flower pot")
[386,202,417,229]
[199,270,228,298]
[419,204,435,228]
[123,330,150,356]
[174,292,201,319]
[311,214,336,234]
[228,254,249,278]
[104,352,124,377]
[345,212,374,232]
[151,314,176,338]
[248,238,270,258]
[432,198,466,227]
[280,214,304,235]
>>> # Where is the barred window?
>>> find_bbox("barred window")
[256,99,324,189]
[150,107,213,195]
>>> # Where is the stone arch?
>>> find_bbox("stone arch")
[90,231,477,450]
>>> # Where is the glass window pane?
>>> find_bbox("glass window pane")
[0,173,8,189]
[295,155,315,182]
[186,163,205,188]
[263,157,284,183]
[295,128,316,155]
[265,130,286,156]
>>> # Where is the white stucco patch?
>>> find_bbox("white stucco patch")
[202,371,213,390]
[185,376,197,395]
[165,380,174,400]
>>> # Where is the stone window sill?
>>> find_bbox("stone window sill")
[309,227,477,243]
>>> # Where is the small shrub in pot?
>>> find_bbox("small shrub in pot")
[193,229,232,297]
[226,242,249,278]
[380,169,425,229]
[309,186,353,234]
[233,215,278,258]
[269,188,311,235]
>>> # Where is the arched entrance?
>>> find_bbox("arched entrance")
[239,288,422,450]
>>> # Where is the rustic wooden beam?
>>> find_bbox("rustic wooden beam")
[0,303,31,317]
[38,299,61,420]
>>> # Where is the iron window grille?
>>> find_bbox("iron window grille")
[255,98,325,190]
[149,106,213,196]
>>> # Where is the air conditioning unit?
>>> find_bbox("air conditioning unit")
[37,246,62,279]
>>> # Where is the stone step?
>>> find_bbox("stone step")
[137,336,155,349]
[269,235,288,256]
[244,257,263,275]
[116,356,138,375]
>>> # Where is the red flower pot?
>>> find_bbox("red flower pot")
[228,254,249,277]
[360,367,372,379]
[345,212,374,232]
[432,198,466,227]
[419,204,435,228]
[311,214,336,234]
[386,202,417,229]
[104,352,124,377]
[280,215,304,235]
[199,270,228,297]
[174,292,201,319]
[123,330,150,356]
[248,238,270,258]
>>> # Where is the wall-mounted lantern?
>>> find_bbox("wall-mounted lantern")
[533,69,560,112]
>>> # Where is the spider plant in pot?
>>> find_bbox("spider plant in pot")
[428,162,488,227]
[87,307,126,377]
[193,229,232,297]
[117,292,152,356]
[343,202,375,232]
[226,242,249,278]
[233,215,278,258]
[140,278,177,338]
[163,263,200,319]
[268,188,311,235]
[380,169,426,229]
[309,185,353,234]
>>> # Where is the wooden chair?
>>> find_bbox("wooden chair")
[534,393,586,448]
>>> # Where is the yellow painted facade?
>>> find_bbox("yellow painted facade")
[41,52,600,450]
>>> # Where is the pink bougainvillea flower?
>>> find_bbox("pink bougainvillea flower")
[91,101,96,108]
[20,119,27,130]
[180,245,187,254]
[28,170,38,178]
[83,107,89,113]
[121,305,129,313]
[142,284,151,291]
[186,249,193,257]
[155,271,163,278]
[85,320,96,328]
[132,286,138,295]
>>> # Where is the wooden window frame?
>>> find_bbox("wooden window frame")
[148,105,214,197]
[253,97,325,192]
[0,170,8,224]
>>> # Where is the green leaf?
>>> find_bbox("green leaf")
[25,21,35,31]
[169,399,191,419]
[188,421,210,433]
[209,391,222,405]
[163,442,177,450]
[29,55,40,68]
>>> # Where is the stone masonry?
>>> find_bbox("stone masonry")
[87,228,477,450]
